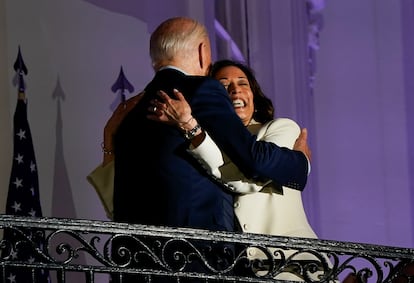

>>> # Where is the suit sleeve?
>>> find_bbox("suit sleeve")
[189,79,308,191]
[189,118,301,193]
[188,132,225,177]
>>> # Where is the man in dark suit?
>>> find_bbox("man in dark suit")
[111,16,310,281]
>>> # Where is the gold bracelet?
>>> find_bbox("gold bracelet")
[101,142,113,155]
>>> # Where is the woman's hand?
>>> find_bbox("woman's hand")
[147,89,205,146]
[147,89,193,130]
[104,93,143,140]
[102,91,144,165]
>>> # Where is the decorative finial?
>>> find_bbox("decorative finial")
[13,46,28,98]
[111,66,134,105]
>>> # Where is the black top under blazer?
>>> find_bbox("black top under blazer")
[113,68,308,232]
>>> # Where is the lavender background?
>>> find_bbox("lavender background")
[0,0,412,256]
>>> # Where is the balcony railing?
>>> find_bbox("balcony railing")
[0,214,413,283]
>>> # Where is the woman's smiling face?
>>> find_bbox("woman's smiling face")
[214,66,255,126]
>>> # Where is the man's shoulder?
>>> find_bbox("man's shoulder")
[185,74,219,85]
[148,69,217,89]
[145,69,227,102]
[176,75,226,98]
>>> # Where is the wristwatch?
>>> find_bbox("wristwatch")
[184,124,201,140]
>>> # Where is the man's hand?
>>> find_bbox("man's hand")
[293,128,311,162]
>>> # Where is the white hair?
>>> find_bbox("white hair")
[150,17,208,70]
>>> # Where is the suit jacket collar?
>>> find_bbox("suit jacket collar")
[158,65,189,75]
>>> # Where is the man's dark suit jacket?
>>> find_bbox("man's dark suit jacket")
[113,68,308,232]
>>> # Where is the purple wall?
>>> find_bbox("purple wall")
[1,0,412,252]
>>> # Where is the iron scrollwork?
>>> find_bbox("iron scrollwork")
[0,215,413,283]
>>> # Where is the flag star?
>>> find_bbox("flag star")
[7,273,16,283]
[16,129,26,140]
[13,177,23,188]
[14,153,24,164]
[30,187,35,196]
[11,202,21,212]
[29,209,36,216]
[28,256,35,263]
[30,161,36,172]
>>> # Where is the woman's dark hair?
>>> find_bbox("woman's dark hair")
[210,59,274,124]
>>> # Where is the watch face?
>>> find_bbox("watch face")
[185,124,201,139]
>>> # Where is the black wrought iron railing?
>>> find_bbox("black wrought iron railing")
[0,214,413,283]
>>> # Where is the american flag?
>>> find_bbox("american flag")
[6,98,43,218]
[2,47,50,283]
